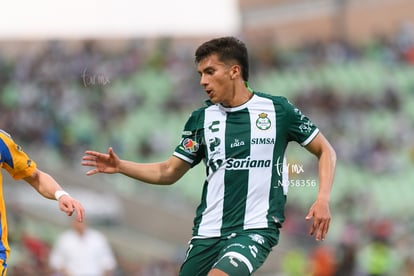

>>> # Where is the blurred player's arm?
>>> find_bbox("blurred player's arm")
[304,132,336,241]
[82,147,191,185]
[24,168,85,221]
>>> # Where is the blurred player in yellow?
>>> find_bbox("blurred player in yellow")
[0,129,85,275]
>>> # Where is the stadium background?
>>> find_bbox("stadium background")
[1,0,414,275]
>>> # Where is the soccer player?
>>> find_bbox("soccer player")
[82,36,336,276]
[0,129,85,275]
[49,218,117,275]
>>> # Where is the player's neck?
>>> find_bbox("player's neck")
[222,85,253,108]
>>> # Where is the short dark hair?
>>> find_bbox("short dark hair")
[195,36,249,81]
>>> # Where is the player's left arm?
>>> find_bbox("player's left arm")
[304,132,336,241]
[24,169,85,222]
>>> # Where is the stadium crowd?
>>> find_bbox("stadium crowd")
[1,25,414,275]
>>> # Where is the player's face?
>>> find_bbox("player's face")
[197,54,235,106]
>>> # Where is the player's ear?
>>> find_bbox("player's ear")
[230,64,241,80]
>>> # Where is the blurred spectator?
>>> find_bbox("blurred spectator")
[281,249,311,276]
[402,255,414,276]
[358,239,398,276]
[309,245,336,276]
[49,218,117,276]
[357,219,398,276]
[335,223,358,276]
[21,233,51,274]
[335,243,356,276]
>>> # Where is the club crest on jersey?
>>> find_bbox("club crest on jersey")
[256,113,271,130]
[182,138,199,153]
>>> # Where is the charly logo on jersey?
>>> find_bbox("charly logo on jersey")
[229,256,239,268]
[256,113,271,130]
[249,234,265,245]
[181,138,199,153]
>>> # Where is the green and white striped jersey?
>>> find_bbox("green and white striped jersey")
[174,92,319,238]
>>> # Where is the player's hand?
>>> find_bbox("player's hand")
[305,199,331,241]
[58,195,85,222]
[81,147,121,176]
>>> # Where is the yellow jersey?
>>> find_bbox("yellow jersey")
[0,129,37,270]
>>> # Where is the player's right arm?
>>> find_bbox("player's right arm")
[82,147,191,185]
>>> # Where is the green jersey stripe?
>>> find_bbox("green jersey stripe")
[222,110,251,234]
